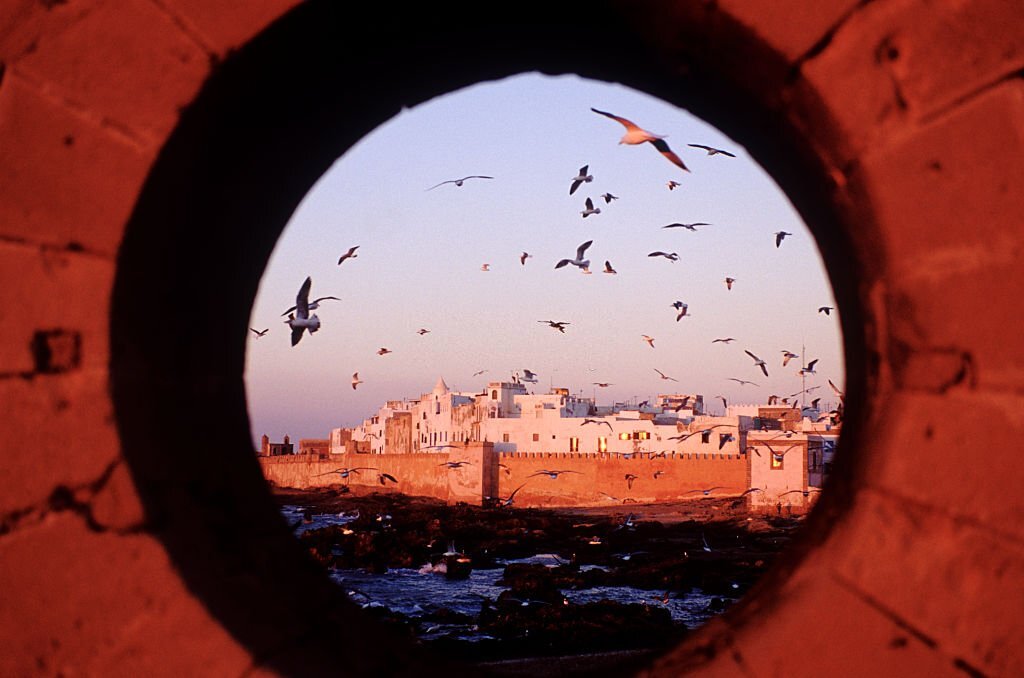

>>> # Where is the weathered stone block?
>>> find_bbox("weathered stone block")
[0,75,151,254]
[717,0,860,62]
[162,0,301,58]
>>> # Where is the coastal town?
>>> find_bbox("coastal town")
[259,375,840,514]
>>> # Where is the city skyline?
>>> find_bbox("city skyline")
[245,73,843,445]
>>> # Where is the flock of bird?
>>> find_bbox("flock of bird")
[250,105,842,420]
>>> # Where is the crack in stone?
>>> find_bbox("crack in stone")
[831,572,938,649]
[919,67,1024,127]
[785,0,879,84]
[143,0,220,66]
[0,459,149,538]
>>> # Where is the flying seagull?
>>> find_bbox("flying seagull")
[249,327,268,339]
[351,372,363,390]
[666,180,681,190]
[781,350,799,367]
[642,334,655,348]
[555,240,593,271]
[648,251,679,262]
[663,222,708,231]
[716,395,728,410]
[337,245,360,265]
[472,369,488,377]
[315,467,377,479]
[593,382,613,388]
[775,231,792,248]
[590,107,690,172]
[818,306,834,315]
[654,368,678,382]
[745,350,770,377]
[529,469,581,480]
[377,473,398,486]
[377,347,392,356]
[724,277,736,290]
[603,260,617,275]
[581,418,613,431]
[672,301,689,321]
[480,263,490,271]
[600,192,619,203]
[581,197,601,218]
[799,359,819,376]
[521,369,539,383]
[285,277,321,347]
[427,175,493,191]
[728,377,758,386]
[417,328,430,335]
[281,294,340,317]
[688,144,736,157]
[712,337,735,344]
[520,251,532,266]
[569,165,593,195]
[540,323,573,335]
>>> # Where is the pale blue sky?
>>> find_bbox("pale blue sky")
[245,73,843,444]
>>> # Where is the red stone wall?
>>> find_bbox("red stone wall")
[2,1,1022,675]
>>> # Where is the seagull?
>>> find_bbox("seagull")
[673,301,689,321]
[593,382,613,388]
[642,334,655,348]
[417,328,430,336]
[648,251,679,262]
[780,488,822,498]
[377,472,398,485]
[603,260,617,275]
[828,378,845,401]
[775,231,792,248]
[529,469,581,480]
[712,337,735,344]
[580,197,601,218]
[440,461,473,469]
[492,483,527,507]
[426,175,493,190]
[555,240,593,271]
[653,470,666,479]
[472,369,488,377]
[249,328,269,338]
[600,192,619,203]
[337,245,360,265]
[745,350,770,377]
[685,486,725,497]
[522,369,539,383]
[654,368,678,382]
[718,432,735,449]
[581,418,613,431]
[818,306,834,315]
[624,474,639,489]
[539,320,570,333]
[481,263,491,271]
[799,359,819,376]
[724,277,736,290]
[285,277,322,347]
[716,395,728,410]
[728,377,758,386]
[377,347,392,356]
[688,143,736,157]
[781,350,799,367]
[666,180,681,190]
[281,294,340,317]
[520,251,532,266]
[569,165,593,195]
[590,108,690,172]
[663,222,708,231]
[351,372,363,390]
[315,467,377,479]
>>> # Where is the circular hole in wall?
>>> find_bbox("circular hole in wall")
[246,73,846,665]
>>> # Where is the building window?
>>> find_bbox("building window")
[618,432,630,441]
[491,390,498,400]
[638,431,650,440]
[771,452,784,470]
[532,433,539,442]
[598,437,607,453]
[502,433,510,443]
[569,437,579,452]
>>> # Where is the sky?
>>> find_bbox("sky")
[245,73,843,445]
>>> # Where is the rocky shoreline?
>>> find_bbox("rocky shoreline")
[274,486,803,667]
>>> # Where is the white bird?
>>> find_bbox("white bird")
[688,144,736,157]
[522,369,539,383]
[672,301,689,321]
[603,260,617,275]
[569,165,593,195]
[249,327,268,339]
[799,359,819,376]
[580,197,601,218]
[426,175,493,190]
[728,378,758,387]
[775,231,792,248]
[590,108,690,172]
[648,251,679,262]
[555,240,592,271]
[745,350,769,377]
[337,245,360,265]
[600,192,619,203]
[642,335,655,348]
[712,337,735,344]
[724,277,736,290]
[281,295,340,317]
[351,372,363,390]
[654,368,677,382]
[520,251,532,266]
[481,263,490,271]
[285,277,321,347]
[663,222,708,231]
[472,369,488,377]
[782,350,799,366]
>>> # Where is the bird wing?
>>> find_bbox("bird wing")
[295,277,312,318]
[590,107,640,131]
[290,325,305,346]
[584,197,594,210]
[744,350,761,362]
[648,138,690,172]
[555,259,571,269]
[808,359,819,370]
[759,363,769,377]
[464,175,493,181]
[570,179,582,195]
[662,223,682,229]
[648,251,666,257]
[576,240,593,260]
[426,180,456,191]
